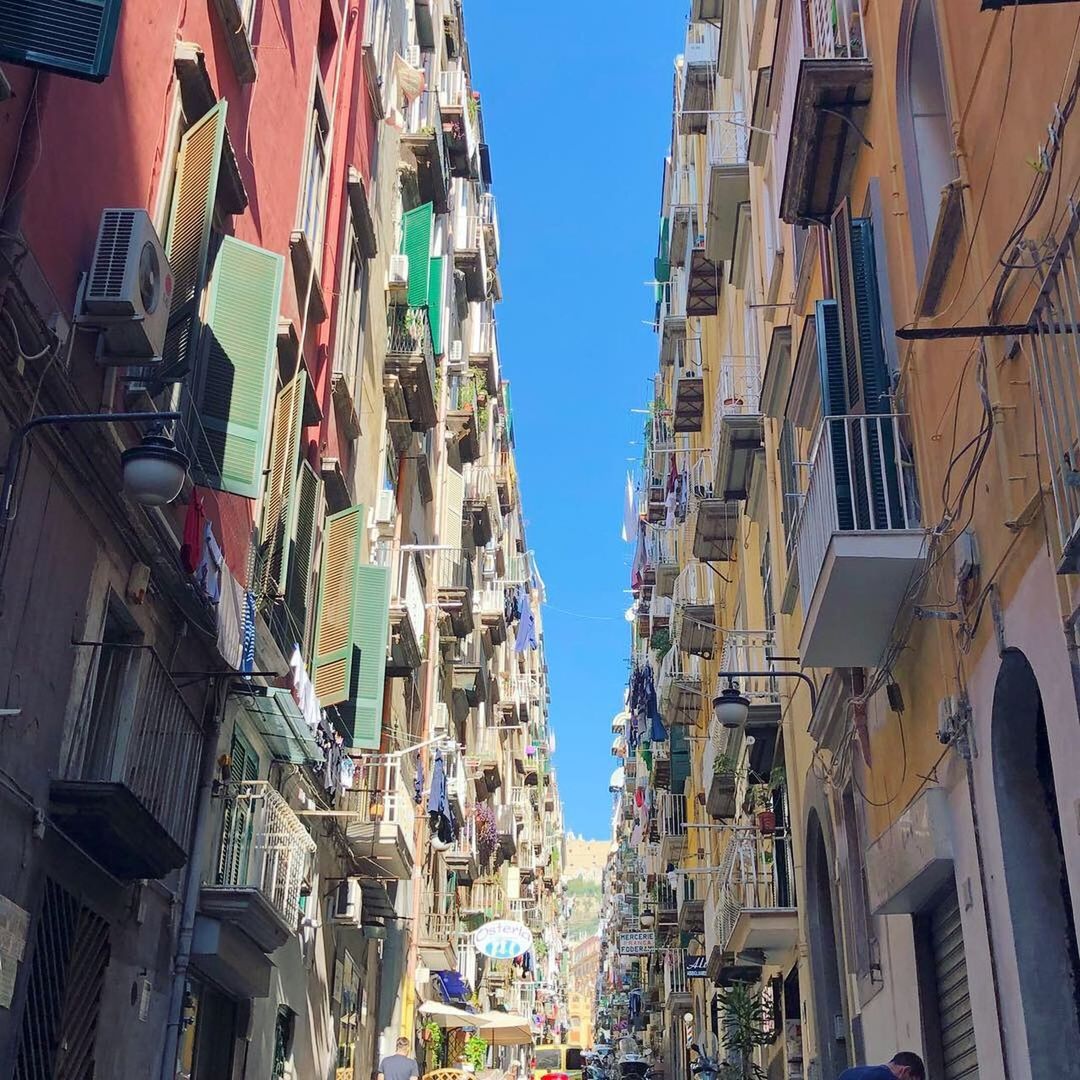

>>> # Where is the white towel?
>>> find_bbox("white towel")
[216,565,244,670]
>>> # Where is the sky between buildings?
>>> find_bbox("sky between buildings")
[467,1,686,837]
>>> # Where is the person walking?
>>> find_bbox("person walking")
[838,1052,925,1080]
[378,1037,421,1080]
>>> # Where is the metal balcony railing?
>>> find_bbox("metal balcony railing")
[685,21,720,64]
[662,948,690,999]
[645,524,679,567]
[719,629,780,703]
[793,414,919,612]
[455,212,482,254]
[391,551,426,645]
[219,781,316,924]
[702,717,738,796]
[658,792,687,839]
[715,356,762,421]
[713,828,796,954]
[342,755,417,837]
[434,548,475,591]
[706,111,749,169]
[405,89,443,138]
[808,0,867,59]
[471,317,497,356]
[66,644,203,854]
[674,562,715,607]
[463,464,495,504]
[424,911,458,943]
[689,452,715,501]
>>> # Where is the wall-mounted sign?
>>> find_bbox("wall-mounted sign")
[685,955,708,979]
[618,932,654,956]
[473,919,533,959]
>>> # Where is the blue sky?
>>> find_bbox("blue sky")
[467,2,685,838]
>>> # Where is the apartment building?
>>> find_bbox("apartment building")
[0,0,566,1076]
[601,2,1080,1079]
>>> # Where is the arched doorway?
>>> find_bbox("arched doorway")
[992,649,1080,1073]
[805,809,849,1078]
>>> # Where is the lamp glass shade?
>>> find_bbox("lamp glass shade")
[713,686,750,729]
[121,434,189,506]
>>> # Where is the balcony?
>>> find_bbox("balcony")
[654,876,680,926]
[780,0,872,224]
[704,112,751,262]
[669,166,699,267]
[340,756,417,879]
[495,449,516,515]
[463,464,498,547]
[477,582,508,645]
[673,337,705,433]
[793,414,924,668]
[201,782,316,953]
[703,719,739,819]
[690,457,739,560]
[444,817,479,881]
[662,948,694,1008]
[454,210,488,301]
[658,269,688,367]
[678,24,720,134]
[464,876,505,919]
[388,551,426,675]
[384,304,437,432]
[709,828,797,975]
[51,646,203,880]
[481,192,501,267]
[438,69,480,179]
[712,357,764,500]
[657,792,688,865]
[469,315,500,393]
[496,672,526,726]
[658,649,705,726]
[645,525,680,597]
[450,635,488,717]
[435,549,476,637]
[673,563,716,658]
[420,911,460,970]
[677,874,706,934]
[402,91,450,213]
[687,237,721,317]
[446,372,483,464]
[468,728,502,795]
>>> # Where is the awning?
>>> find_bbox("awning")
[473,1012,534,1046]
[432,969,470,1004]
[417,1001,480,1029]
[358,880,396,924]
[231,685,321,765]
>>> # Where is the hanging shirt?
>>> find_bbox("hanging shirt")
[195,522,223,603]
[514,588,538,652]
[180,491,205,574]
[241,591,256,675]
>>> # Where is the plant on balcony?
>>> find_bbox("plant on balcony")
[475,802,498,867]
[650,628,672,661]
[712,984,774,1080]
[421,1020,444,1053]
[463,1034,489,1071]
[746,766,785,835]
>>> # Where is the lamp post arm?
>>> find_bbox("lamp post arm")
[0,410,181,540]
[716,669,818,717]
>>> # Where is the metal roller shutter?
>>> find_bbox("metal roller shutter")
[930,887,979,1079]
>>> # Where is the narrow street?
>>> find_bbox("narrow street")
[0,0,1077,1078]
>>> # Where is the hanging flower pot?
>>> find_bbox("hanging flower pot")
[757,809,777,835]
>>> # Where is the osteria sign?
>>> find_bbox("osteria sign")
[473,919,533,959]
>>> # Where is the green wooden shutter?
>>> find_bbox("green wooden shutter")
[350,564,392,749]
[850,217,903,527]
[261,369,307,596]
[312,506,390,747]
[218,727,260,886]
[830,199,860,412]
[195,236,284,497]
[284,460,323,651]
[815,299,855,531]
[428,256,445,354]
[503,383,514,446]
[402,202,434,308]
[654,217,671,299]
[162,101,227,379]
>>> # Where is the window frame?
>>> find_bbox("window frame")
[298,72,332,261]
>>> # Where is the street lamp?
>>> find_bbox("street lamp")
[712,678,750,729]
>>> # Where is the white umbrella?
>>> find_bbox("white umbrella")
[418,1001,482,1029]
[472,1011,534,1047]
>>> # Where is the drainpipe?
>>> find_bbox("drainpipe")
[159,675,229,1080]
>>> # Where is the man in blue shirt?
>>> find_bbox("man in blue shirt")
[839,1051,925,1080]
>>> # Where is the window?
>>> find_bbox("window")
[178,977,238,1079]
[840,786,877,990]
[335,231,369,412]
[333,952,363,1073]
[899,0,959,280]
[79,599,141,782]
[300,78,331,258]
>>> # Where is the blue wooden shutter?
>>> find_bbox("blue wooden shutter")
[402,202,434,308]
[195,236,284,497]
[815,300,855,531]
[0,0,123,81]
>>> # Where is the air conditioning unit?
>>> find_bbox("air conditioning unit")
[84,209,174,363]
[375,488,397,525]
[389,253,410,293]
[330,879,364,927]
[448,340,465,372]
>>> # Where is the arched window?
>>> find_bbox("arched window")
[898,0,959,279]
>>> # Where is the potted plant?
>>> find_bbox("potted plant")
[464,1034,488,1071]
[748,766,785,835]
